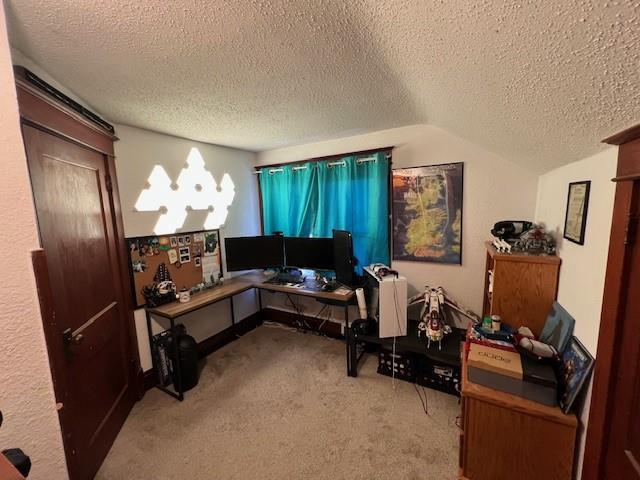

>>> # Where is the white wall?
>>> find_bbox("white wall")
[0,3,68,479]
[535,148,616,355]
[114,125,262,370]
[534,147,617,479]
[257,124,539,321]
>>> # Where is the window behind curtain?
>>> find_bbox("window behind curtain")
[259,151,390,272]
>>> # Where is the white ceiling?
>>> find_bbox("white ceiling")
[5,1,639,172]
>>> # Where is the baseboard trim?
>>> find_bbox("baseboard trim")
[143,369,156,391]
[197,310,262,358]
[143,310,263,391]
[261,307,344,339]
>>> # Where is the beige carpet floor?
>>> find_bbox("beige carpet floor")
[97,325,460,480]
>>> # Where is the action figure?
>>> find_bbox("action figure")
[409,286,479,349]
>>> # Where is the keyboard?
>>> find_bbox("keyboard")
[265,276,337,292]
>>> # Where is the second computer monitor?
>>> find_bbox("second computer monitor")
[284,237,335,271]
[225,235,284,271]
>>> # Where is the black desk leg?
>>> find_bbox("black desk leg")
[257,289,263,324]
[344,305,349,375]
[170,318,184,401]
[344,304,349,330]
[345,304,358,377]
[230,296,239,337]
[347,327,359,377]
[146,311,184,401]
[145,309,156,383]
[346,326,351,376]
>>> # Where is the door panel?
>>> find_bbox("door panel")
[35,153,117,331]
[23,124,135,480]
[603,182,640,479]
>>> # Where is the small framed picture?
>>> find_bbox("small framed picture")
[559,336,594,414]
[178,236,185,247]
[194,257,201,267]
[564,180,591,245]
[170,236,178,247]
[185,235,191,245]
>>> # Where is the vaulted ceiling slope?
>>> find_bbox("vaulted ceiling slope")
[5,1,639,172]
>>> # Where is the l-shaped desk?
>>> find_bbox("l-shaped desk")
[145,271,355,400]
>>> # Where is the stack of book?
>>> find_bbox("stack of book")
[466,323,517,353]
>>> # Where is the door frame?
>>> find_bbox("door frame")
[582,123,640,479]
[15,75,143,476]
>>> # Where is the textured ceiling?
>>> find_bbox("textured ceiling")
[5,1,640,172]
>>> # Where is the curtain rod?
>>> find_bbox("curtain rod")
[253,155,385,174]
[254,146,394,171]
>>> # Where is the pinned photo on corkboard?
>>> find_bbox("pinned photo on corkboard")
[202,230,222,283]
[392,162,463,264]
[179,246,191,263]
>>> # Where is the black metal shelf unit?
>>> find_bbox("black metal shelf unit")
[347,320,465,396]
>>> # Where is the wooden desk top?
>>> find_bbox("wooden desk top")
[257,277,355,302]
[146,275,255,319]
[461,351,577,428]
[146,271,354,319]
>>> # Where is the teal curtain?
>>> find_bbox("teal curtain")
[260,152,390,272]
[314,153,389,272]
[260,162,317,236]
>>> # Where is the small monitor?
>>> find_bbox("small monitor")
[224,235,284,271]
[284,237,335,271]
[333,229,355,286]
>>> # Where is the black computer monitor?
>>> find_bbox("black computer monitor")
[284,237,335,271]
[333,229,355,286]
[224,235,284,271]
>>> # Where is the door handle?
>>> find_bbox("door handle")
[62,328,84,357]
[63,329,84,344]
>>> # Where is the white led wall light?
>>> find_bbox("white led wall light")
[135,148,235,234]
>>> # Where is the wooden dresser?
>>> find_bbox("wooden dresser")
[459,353,577,480]
[482,242,561,336]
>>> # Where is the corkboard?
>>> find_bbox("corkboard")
[126,230,221,307]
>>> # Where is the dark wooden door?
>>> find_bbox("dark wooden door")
[602,181,640,479]
[23,124,136,480]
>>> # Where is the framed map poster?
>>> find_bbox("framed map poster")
[563,180,591,245]
[392,162,463,264]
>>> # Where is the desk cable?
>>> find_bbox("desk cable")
[392,277,429,416]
